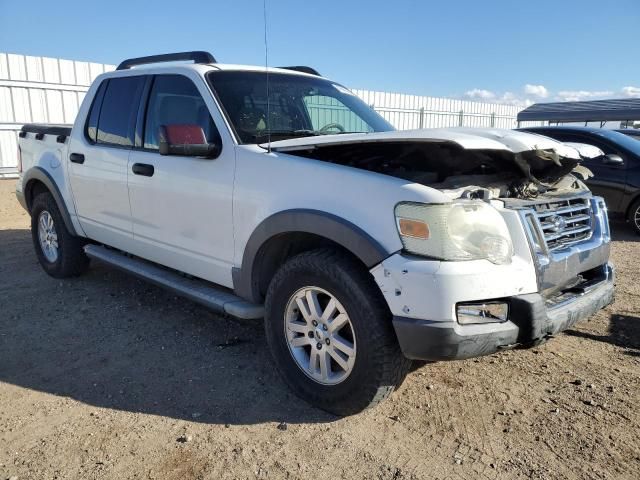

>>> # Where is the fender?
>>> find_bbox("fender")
[233,209,393,303]
[23,166,79,237]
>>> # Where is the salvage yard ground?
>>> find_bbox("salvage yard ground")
[0,179,639,480]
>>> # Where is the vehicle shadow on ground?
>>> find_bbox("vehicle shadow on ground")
[566,313,640,357]
[0,228,336,426]
[610,221,639,242]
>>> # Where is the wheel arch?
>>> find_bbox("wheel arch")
[23,167,78,236]
[233,209,394,303]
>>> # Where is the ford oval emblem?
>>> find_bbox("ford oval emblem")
[548,215,567,233]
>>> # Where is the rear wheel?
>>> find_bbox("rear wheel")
[630,198,640,236]
[30,192,89,278]
[264,249,411,416]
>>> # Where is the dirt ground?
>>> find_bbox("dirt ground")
[0,179,639,480]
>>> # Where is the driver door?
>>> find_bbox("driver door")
[126,73,236,287]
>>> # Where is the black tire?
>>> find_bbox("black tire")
[264,248,411,416]
[629,198,640,236]
[30,192,89,278]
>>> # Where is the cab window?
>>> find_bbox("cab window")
[85,80,107,142]
[144,75,219,150]
[96,76,146,147]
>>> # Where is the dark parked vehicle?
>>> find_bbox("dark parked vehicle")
[615,129,640,140]
[520,126,640,234]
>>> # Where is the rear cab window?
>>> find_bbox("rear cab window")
[85,76,146,147]
[85,81,107,142]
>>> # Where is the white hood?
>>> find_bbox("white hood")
[563,142,605,159]
[265,127,582,160]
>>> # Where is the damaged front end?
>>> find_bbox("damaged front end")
[267,128,596,202]
[268,128,611,291]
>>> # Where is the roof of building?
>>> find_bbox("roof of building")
[522,125,609,133]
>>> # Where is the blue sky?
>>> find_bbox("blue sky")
[1,0,638,105]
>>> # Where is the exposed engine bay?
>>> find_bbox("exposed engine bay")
[285,141,594,201]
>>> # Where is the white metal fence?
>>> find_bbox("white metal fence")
[0,53,115,177]
[353,89,522,130]
[0,52,526,177]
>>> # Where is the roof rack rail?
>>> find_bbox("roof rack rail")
[116,51,217,71]
[278,66,321,76]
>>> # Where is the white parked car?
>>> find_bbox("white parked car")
[16,51,614,415]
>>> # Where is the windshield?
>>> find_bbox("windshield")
[594,129,640,156]
[206,71,394,144]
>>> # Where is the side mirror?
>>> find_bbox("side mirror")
[158,124,221,158]
[602,153,624,166]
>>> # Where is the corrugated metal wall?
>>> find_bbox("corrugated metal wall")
[353,89,522,130]
[0,53,115,177]
[0,52,527,177]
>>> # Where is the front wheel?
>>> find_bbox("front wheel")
[264,249,411,416]
[30,192,89,278]
[629,198,640,236]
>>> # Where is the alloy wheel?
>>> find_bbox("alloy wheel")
[284,286,356,385]
[37,210,59,263]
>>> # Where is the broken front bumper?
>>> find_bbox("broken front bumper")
[372,194,614,361]
[392,263,614,361]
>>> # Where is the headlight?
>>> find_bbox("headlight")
[395,201,514,264]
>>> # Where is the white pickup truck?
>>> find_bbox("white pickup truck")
[16,51,614,415]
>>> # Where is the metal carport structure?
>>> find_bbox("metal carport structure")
[517,98,640,127]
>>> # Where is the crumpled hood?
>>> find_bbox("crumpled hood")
[265,127,582,160]
[563,142,604,159]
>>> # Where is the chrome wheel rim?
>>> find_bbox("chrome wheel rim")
[284,286,356,385]
[635,206,640,231]
[38,211,59,263]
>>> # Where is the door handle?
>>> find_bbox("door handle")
[69,153,85,164]
[132,163,154,177]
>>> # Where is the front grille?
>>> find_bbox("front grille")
[533,197,593,251]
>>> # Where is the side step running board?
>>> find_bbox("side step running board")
[84,245,264,320]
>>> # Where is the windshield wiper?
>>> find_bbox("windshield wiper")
[252,129,323,141]
[253,129,372,145]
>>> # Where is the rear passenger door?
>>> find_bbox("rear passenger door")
[68,75,147,250]
[126,73,236,287]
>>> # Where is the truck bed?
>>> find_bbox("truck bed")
[20,123,73,139]
[18,124,72,177]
